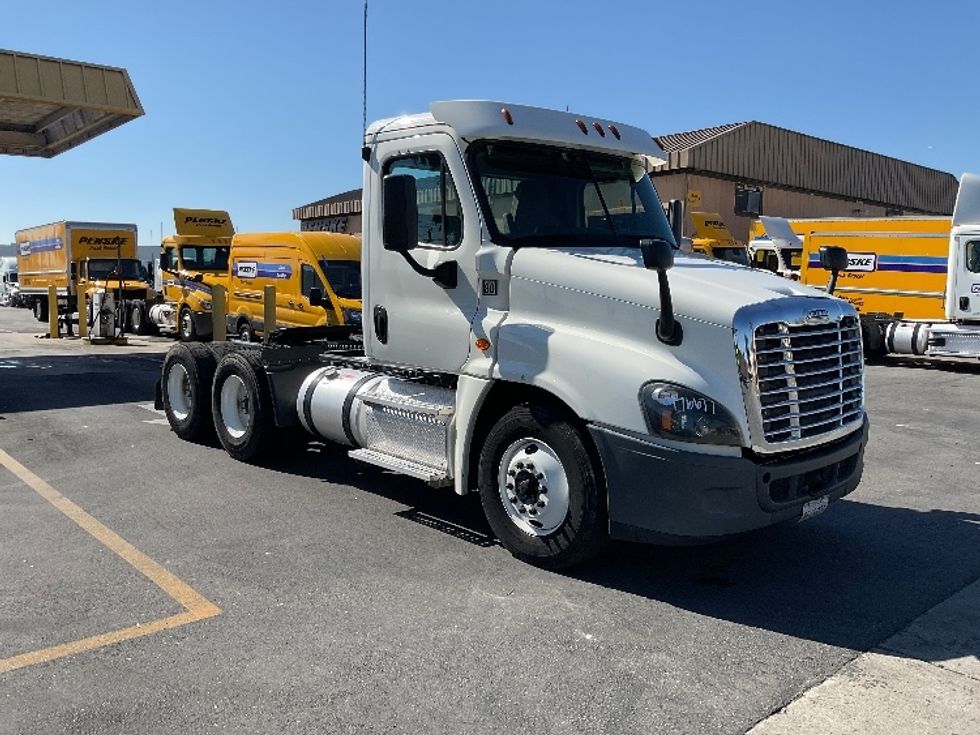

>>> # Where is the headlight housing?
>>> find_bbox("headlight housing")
[639,382,743,446]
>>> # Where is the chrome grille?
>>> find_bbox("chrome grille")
[753,316,863,444]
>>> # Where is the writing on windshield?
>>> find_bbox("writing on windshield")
[470,141,675,248]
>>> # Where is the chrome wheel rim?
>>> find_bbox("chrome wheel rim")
[497,437,569,536]
[166,364,192,421]
[219,375,250,439]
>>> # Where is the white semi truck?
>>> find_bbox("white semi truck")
[158,101,869,568]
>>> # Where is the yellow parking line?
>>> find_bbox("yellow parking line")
[0,449,221,674]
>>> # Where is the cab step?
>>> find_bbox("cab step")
[348,448,452,488]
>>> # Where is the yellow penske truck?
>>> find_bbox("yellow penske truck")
[761,175,980,359]
[689,212,749,265]
[157,100,868,569]
[15,221,154,330]
[152,208,234,340]
[226,231,361,341]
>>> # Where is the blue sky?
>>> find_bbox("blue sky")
[2,0,977,244]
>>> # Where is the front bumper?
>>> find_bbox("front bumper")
[590,417,868,544]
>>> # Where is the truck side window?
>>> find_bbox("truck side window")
[384,153,462,248]
[967,241,980,273]
[301,263,324,298]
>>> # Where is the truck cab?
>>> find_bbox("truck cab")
[154,208,234,340]
[159,101,868,568]
[689,212,749,265]
[0,256,19,307]
[748,216,803,279]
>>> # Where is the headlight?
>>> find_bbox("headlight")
[341,307,362,326]
[639,383,743,446]
[201,300,212,311]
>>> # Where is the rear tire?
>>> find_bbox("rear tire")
[212,351,275,462]
[161,343,217,441]
[478,403,607,569]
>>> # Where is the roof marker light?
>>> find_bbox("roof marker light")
[501,108,514,125]
[575,119,589,135]
[608,124,621,140]
[592,122,606,137]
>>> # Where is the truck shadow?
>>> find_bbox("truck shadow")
[875,356,980,374]
[264,443,980,661]
[0,353,164,413]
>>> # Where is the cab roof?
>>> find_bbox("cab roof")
[231,231,361,260]
[366,100,666,164]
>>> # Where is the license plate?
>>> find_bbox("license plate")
[800,496,829,522]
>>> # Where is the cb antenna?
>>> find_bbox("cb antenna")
[362,0,368,138]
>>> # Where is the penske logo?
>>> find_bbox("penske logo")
[184,216,228,227]
[846,253,877,272]
[79,236,129,246]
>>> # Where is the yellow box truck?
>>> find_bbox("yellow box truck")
[15,221,154,329]
[764,174,980,359]
[226,231,361,340]
[151,208,234,340]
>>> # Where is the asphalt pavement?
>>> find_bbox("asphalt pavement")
[1,305,978,734]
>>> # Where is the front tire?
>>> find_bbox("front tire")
[33,298,48,322]
[478,403,607,569]
[211,351,275,462]
[179,307,197,341]
[161,343,217,441]
[130,303,148,335]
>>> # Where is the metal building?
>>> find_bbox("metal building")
[651,121,958,242]
[292,121,959,243]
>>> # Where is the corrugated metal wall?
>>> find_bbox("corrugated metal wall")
[655,122,957,215]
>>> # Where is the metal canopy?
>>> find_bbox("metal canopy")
[0,49,143,158]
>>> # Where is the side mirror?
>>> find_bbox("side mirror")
[308,287,324,307]
[70,262,78,279]
[640,238,682,346]
[819,245,848,294]
[159,252,170,270]
[383,174,418,253]
[640,238,674,272]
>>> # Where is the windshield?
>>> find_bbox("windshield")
[781,248,802,271]
[87,259,144,280]
[318,259,361,300]
[179,245,229,271]
[470,141,675,248]
[713,247,749,266]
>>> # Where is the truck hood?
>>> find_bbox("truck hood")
[510,246,832,327]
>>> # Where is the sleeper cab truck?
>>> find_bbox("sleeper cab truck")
[14,222,153,328]
[226,231,362,341]
[158,100,869,569]
[795,176,980,359]
[152,208,234,341]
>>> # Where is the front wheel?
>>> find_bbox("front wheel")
[478,404,607,569]
[130,303,149,335]
[179,307,197,341]
[33,298,48,322]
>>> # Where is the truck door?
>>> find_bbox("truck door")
[950,235,980,319]
[366,133,481,371]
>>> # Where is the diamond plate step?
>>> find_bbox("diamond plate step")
[348,448,451,488]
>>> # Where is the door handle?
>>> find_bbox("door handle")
[373,305,388,344]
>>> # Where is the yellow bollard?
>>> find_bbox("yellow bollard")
[211,284,227,342]
[47,285,59,339]
[78,292,88,338]
[263,285,276,344]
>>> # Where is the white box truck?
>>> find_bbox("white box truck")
[158,101,869,568]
